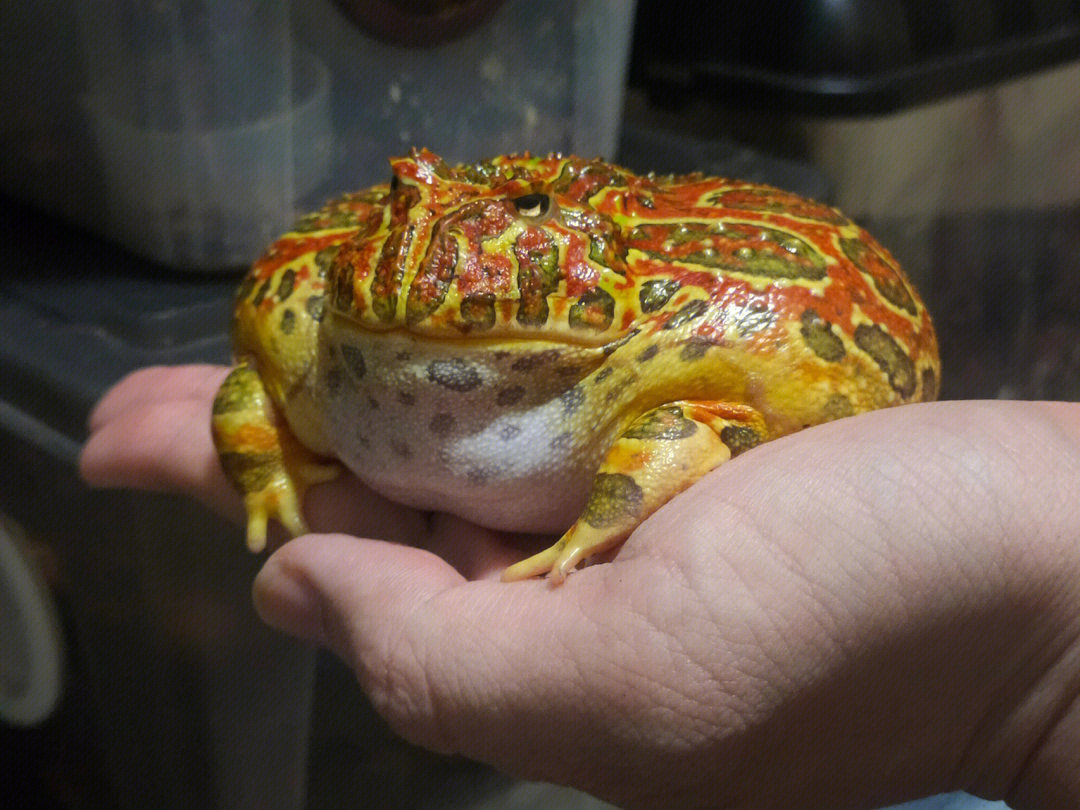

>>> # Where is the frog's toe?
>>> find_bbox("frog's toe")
[212,362,339,551]
[500,523,624,583]
[241,455,340,551]
[501,546,559,582]
[502,400,769,583]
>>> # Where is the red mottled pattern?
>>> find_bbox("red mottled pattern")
[256,147,936,389]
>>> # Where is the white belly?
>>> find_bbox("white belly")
[315,324,615,533]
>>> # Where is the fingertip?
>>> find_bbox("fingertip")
[252,533,467,653]
[252,546,329,646]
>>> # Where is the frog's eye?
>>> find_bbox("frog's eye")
[511,193,551,218]
[389,175,401,193]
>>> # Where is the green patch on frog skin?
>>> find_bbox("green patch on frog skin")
[372,225,413,322]
[822,393,854,420]
[276,268,296,302]
[921,367,938,401]
[279,308,296,335]
[460,293,497,331]
[719,424,762,456]
[622,405,698,441]
[840,237,918,316]
[663,299,709,330]
[582,473,644,528]
[639,279,680,312]
[315,245,340,276]
[800,309,846,362]
[854,323,917,398]
[305,294,326,321]
[568,288,615,331]
[407,230,459,326]
[218,450,277,491]
[632,223,827,281]
[212,366,258,415]
[515,232,560,327]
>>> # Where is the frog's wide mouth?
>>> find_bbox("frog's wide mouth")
[325,305,629,352]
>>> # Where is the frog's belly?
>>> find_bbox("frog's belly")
[315,331,612,533]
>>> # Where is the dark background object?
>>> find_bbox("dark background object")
[630,0,1080,114]
[330,0,506,46]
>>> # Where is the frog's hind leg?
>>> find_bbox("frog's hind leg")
[211,362,339,552]
[501,401,768,583]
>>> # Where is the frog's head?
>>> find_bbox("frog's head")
[329,148,639,344]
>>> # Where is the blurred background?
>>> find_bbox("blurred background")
[1,1,1077,808]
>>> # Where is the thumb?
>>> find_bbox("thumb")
[251,532,573,761]
[252,531,465,664]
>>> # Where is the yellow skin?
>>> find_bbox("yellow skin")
[211,149,939,582]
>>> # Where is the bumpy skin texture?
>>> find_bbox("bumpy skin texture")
[211,148,939,581]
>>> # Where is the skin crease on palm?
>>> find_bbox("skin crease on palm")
[79,364,1080,810]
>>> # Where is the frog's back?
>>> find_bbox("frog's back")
[322,150,938,417]
[216,148,939,576]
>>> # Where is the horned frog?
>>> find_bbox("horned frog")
[211,148,939,582]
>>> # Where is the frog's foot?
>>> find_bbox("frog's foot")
[502,401,768,584]
[211,362,339,552]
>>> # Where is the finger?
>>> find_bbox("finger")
[419,513,552,580]
[79,395,240,516]
[87,364,230,432]
[251,533,612,764]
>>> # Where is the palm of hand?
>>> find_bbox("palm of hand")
[80,365,1080,809]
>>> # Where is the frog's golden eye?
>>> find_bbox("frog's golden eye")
[511,193,550,218]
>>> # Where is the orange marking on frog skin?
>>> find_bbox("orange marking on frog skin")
[254,232,358,277]
[605,445,653,475]
[232,423,281,453]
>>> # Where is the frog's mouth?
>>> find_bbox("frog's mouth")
[325,304,629,352]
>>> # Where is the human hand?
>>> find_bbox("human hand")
[81,367,1080,809]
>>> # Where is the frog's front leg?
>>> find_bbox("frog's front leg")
[502,401,768,583]
[211,362,339,552]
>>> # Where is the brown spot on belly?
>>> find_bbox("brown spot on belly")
[340,345,366,380]
[560,386,585,413]
[430,412,455,436]
[511,349,559,372]
[496,385,525,406]
[427,358,481,392]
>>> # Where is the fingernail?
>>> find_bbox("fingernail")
[252,556,327,646]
